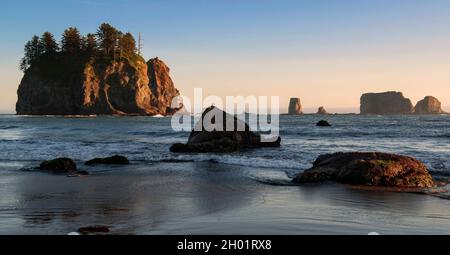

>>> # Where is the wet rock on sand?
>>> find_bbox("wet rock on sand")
[85,155,130,165]
[293,152,435,188]
[78,225,110,235]
[39,158,88,176]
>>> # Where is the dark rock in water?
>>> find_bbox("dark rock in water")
[170,106,281,153]
[288,98,303,115]
[39,158,77,173]
[317,106,328,115]
[360,91,413,115]
[293,152,435,188]
[78,225,110,235]
[316,120,331,127]
[85,155,129,165]
[414,96,445,114]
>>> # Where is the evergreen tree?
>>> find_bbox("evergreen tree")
[119,32,136,58]
[20,35,44,71]
[41,32,59,54]
[61,27,82,54]
[84,33,97,55]
[96,23,119,57]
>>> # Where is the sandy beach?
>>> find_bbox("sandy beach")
[1,160,449,235]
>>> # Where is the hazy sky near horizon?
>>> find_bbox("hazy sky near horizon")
[1,0,450,113]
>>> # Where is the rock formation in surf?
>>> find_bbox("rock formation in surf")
[413,96,444,114]
[293,152,435,188]
[360,91,413,115]
[288,98,303,115]
[170,106,281,153]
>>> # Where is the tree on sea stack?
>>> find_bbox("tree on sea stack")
[61,27,82,54]
[119,32,137,58]
[20,35,44,71]
[41,32,59,54]
[96,23,119,57]
[83,33,97,55]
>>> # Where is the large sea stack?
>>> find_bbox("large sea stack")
[16,57,180,116]
[360,91,413,115]
[288,98,303,115]
[414,96,444,114]
[16,24,181,116]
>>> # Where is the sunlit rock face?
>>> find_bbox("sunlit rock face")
[293,152,435,188]
[16,57,180,116]
[414,96,444,114]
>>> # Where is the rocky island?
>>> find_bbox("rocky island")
[288,98,303,115]
[360,91,447,115]
[414,96,445,114]
[16,24,181,116]
[360,91,413,115]
[317,106,328,115]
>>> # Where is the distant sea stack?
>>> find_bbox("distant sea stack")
[360,91,413,115]
[288,98,303,115]
[317,106,328,115]
[414,96,444,114]
[16,23,181,116]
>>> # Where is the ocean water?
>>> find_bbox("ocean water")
[0,114,449,174]
[0,114,450,234]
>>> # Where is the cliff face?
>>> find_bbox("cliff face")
[414,96,444,114]
[16,57,180,115]
[147,58,180,115]
[360,91,413,115]
[288,98,303,115]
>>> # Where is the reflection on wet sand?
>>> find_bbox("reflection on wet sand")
[0,161,450,234]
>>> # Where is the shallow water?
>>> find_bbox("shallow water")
[0,114,449,234]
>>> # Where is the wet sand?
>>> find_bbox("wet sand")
[0,161,449,235]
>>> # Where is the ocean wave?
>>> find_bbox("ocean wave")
[0,125,20,130]
[422,134,450,138]
[142,154,310,171]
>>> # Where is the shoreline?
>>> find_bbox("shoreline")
[1,160,449,235]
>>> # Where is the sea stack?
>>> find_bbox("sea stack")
[16,56,181,116]
[317,106,328,115]
[170,106,281,153]
[414,96,444,114]
[360,91,413,115]
[288,98,303,115]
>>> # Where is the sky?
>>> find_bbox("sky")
[1,0,450,113]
